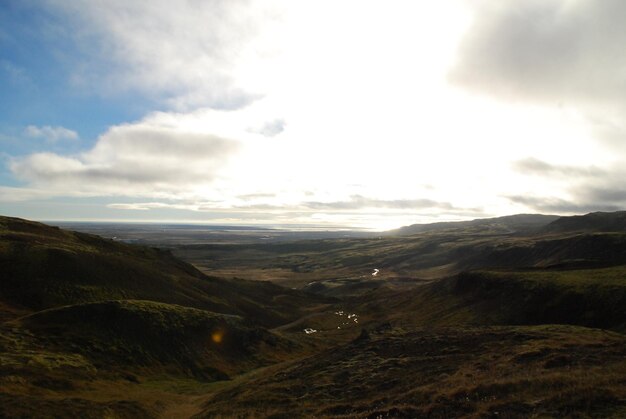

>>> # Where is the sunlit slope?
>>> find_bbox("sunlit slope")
[0,216,330,326]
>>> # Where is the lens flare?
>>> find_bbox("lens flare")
[211,330,224,344]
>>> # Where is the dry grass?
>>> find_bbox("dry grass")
[196,325,626,418]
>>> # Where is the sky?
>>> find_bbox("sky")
[1,0,625,230]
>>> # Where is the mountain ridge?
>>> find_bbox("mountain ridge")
[542,211,626,233]
[390,213,560,236]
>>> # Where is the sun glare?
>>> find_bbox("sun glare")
[211,330,224,344]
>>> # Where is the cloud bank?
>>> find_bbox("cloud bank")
[511,157,604,178]
[451,0,626,111]
[507,158,626,214]
[12,117,240,196]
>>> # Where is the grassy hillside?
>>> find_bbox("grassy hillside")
[0,216,330,417]
[198,325,626,418]
[15,300,293,377]
[0,300,298,418]
[355,266,626,333]
[447,268,626,331]
[543,211,626,233]
[0,216,331,327]
[391,213,559,236]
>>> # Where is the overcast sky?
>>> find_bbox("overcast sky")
[1,0,625,230]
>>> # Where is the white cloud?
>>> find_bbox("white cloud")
[43,0,284,110]
[248,119,286,137]
[450,0,626,150]
[104,197,486,231]
[107,202,195,211]
[12,113,242,197]
[0,186,58,202]
[451,1,626,106]
[504,156,626,215]
[24,125,79,143]
[511,158,604,178]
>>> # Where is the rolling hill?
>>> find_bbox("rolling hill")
[0,216,331,327]
[542,210,626,233]
[176,215,626,288]
[0,216,326,417]
[390,213,559,236]
[1,213,626,417]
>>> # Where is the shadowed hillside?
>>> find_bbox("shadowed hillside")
[0,217,318,417]
[14,300,293,377]
[390,213,559,236]
[542,211,626,233]
[0,300,297,418]
[0,216,331,327]
[350,266,626,333]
